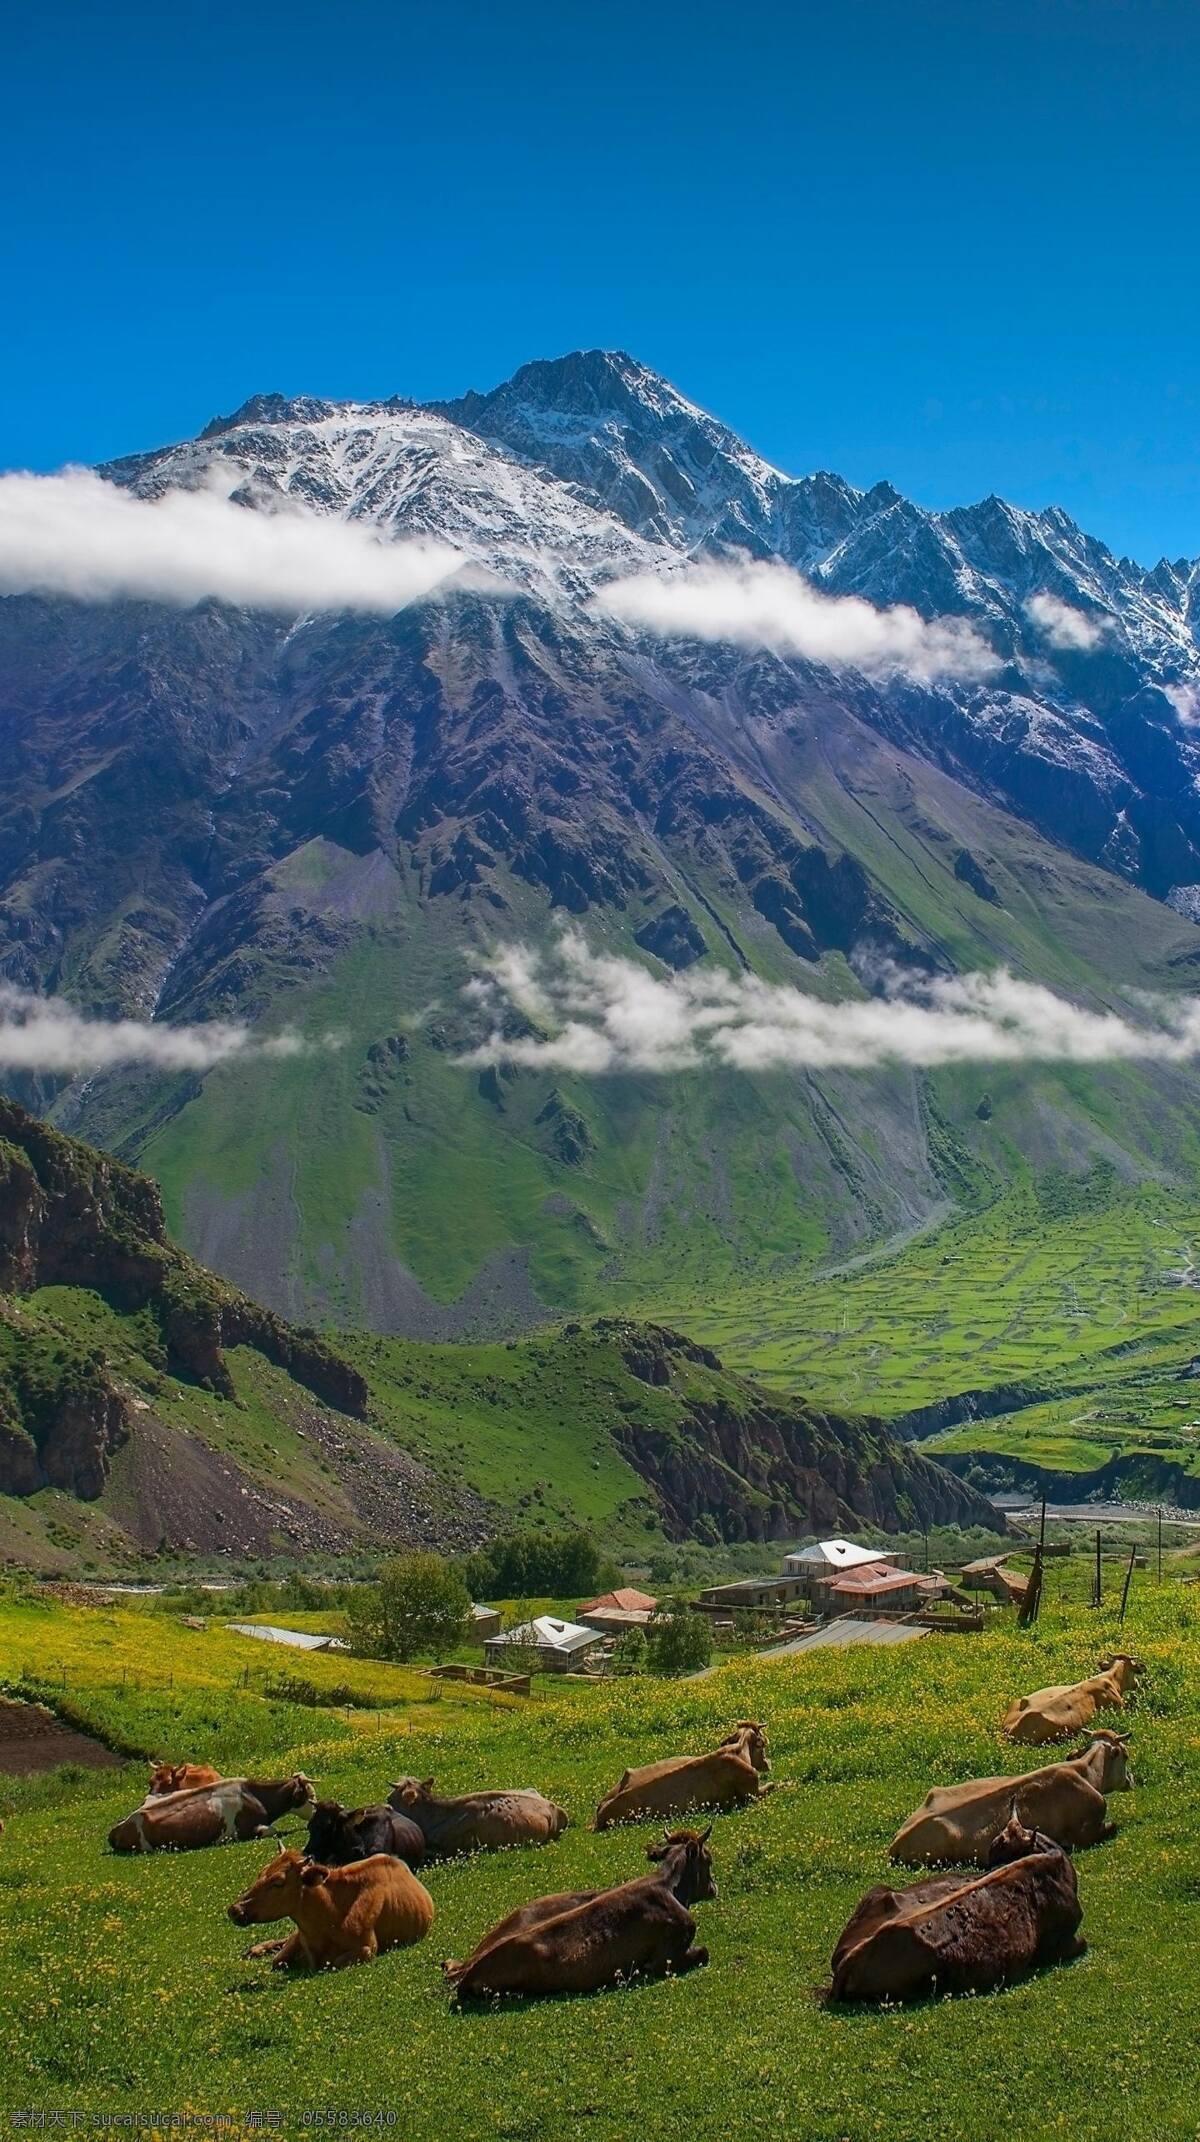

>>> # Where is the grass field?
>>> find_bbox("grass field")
[3,1585,1200,2140]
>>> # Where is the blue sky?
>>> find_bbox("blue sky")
[4,0,1198,564]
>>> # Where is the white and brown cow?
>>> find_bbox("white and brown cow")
[109,1774,314,1853]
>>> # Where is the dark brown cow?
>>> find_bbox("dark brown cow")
[109,1774,314,1854]
[388,1777,568,1855]
[443,1827,717,1999]
[830,1811,1084,2003]
[305,1800,426,1868]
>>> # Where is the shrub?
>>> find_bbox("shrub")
[610,1624,648,1676]
[348,1553,471,1663]
[646,1599,712,1677]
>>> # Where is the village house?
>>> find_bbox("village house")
[820,1566,924,1615]
[484,1615,601,1673]
[782,1539,901,1602]
[576,1587,658,1633]
[696,1539,927,1625]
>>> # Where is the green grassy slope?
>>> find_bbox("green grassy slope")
[2,1586,1198,2139]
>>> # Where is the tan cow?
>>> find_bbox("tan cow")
[387,1777,568,1855]
[147,1762,223,1797]
[109,1774,314,1853]
[593,1722,770,1831]
[444,1829,716,1998]
[1003,1655,1143,1744]
[889,1731,1133,1866]
[229,1849,435,1970]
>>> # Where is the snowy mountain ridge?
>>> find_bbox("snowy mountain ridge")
[108,348,1200,703]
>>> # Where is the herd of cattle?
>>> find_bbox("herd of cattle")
[38,1651,1143,2001]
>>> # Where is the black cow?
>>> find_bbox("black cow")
[304,1799,426,1869]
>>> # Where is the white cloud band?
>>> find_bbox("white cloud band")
[0,468,462,614]
[593,558,1000,682]
[0,986,320,1073]
[463,932,1200,1075]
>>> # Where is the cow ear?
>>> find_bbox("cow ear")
[301,1861,327,1886]
[699,1824,713,1844]
[420,1777,434,1793]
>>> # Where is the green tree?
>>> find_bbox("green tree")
[348,1552,470,1662]
[610,1623,649,1675]
[463,1528,615,1600]
[646,1598,712,1677]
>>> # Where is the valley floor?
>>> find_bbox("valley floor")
[1,1588,1198,2140]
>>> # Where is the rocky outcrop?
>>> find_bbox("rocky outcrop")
[596,1321,1001,1543]
[0,1098,367,1502]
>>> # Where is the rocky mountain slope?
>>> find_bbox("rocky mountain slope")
[2,352,1200,1330]
[0,1102,995,1571]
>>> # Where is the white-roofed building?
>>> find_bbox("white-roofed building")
[484,1615,601,1673]
[783,1539,899,1575]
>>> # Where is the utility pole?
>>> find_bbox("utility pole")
[1158,1507,1164,1584]
[1092,1529,1102,1610]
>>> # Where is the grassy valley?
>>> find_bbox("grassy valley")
[3,1580,1199,2140]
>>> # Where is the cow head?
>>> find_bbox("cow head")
[389,1776,435,1811]
[647,1826,718,1905]
[228,1849,319,1926]
[282,1774,316,1811]
[986,1805,1058,1868]
[148,1763,186,1796]
[1099,1654,1144,1686]
[1087,1730,1134,1790]
[305,1800,352,1860]
[720,1722,770,1773]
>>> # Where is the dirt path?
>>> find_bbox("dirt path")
[0,1698,123,1776]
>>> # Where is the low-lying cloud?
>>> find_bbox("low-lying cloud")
[1025,592,1112,653]
[463,933,1200,1075]
[0,985,322,1074]
[593,559,1000,683]
[0,467,462,614]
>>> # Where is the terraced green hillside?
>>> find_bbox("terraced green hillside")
[675,1167,1200,1504]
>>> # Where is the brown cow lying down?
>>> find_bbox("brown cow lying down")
[229,1849,435,1970]
[593,1722,770,1831]
[1004,1654,1142,1744]
[890,1731,1133,1866]
[830,1812,1084,2003]
[147,1762,223,1797]
[109,1775,314,1853]
[387,1777,568,1855]
[444,1827,717,1999]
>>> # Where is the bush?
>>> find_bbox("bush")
[348,1553,471,1663]
[646,1599,712,1677]
[261,1673,374,1710]
[610,1624,648,1676]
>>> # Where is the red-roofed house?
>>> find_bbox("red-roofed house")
[577,1587,658,1632]
[823,1567,923,1614]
